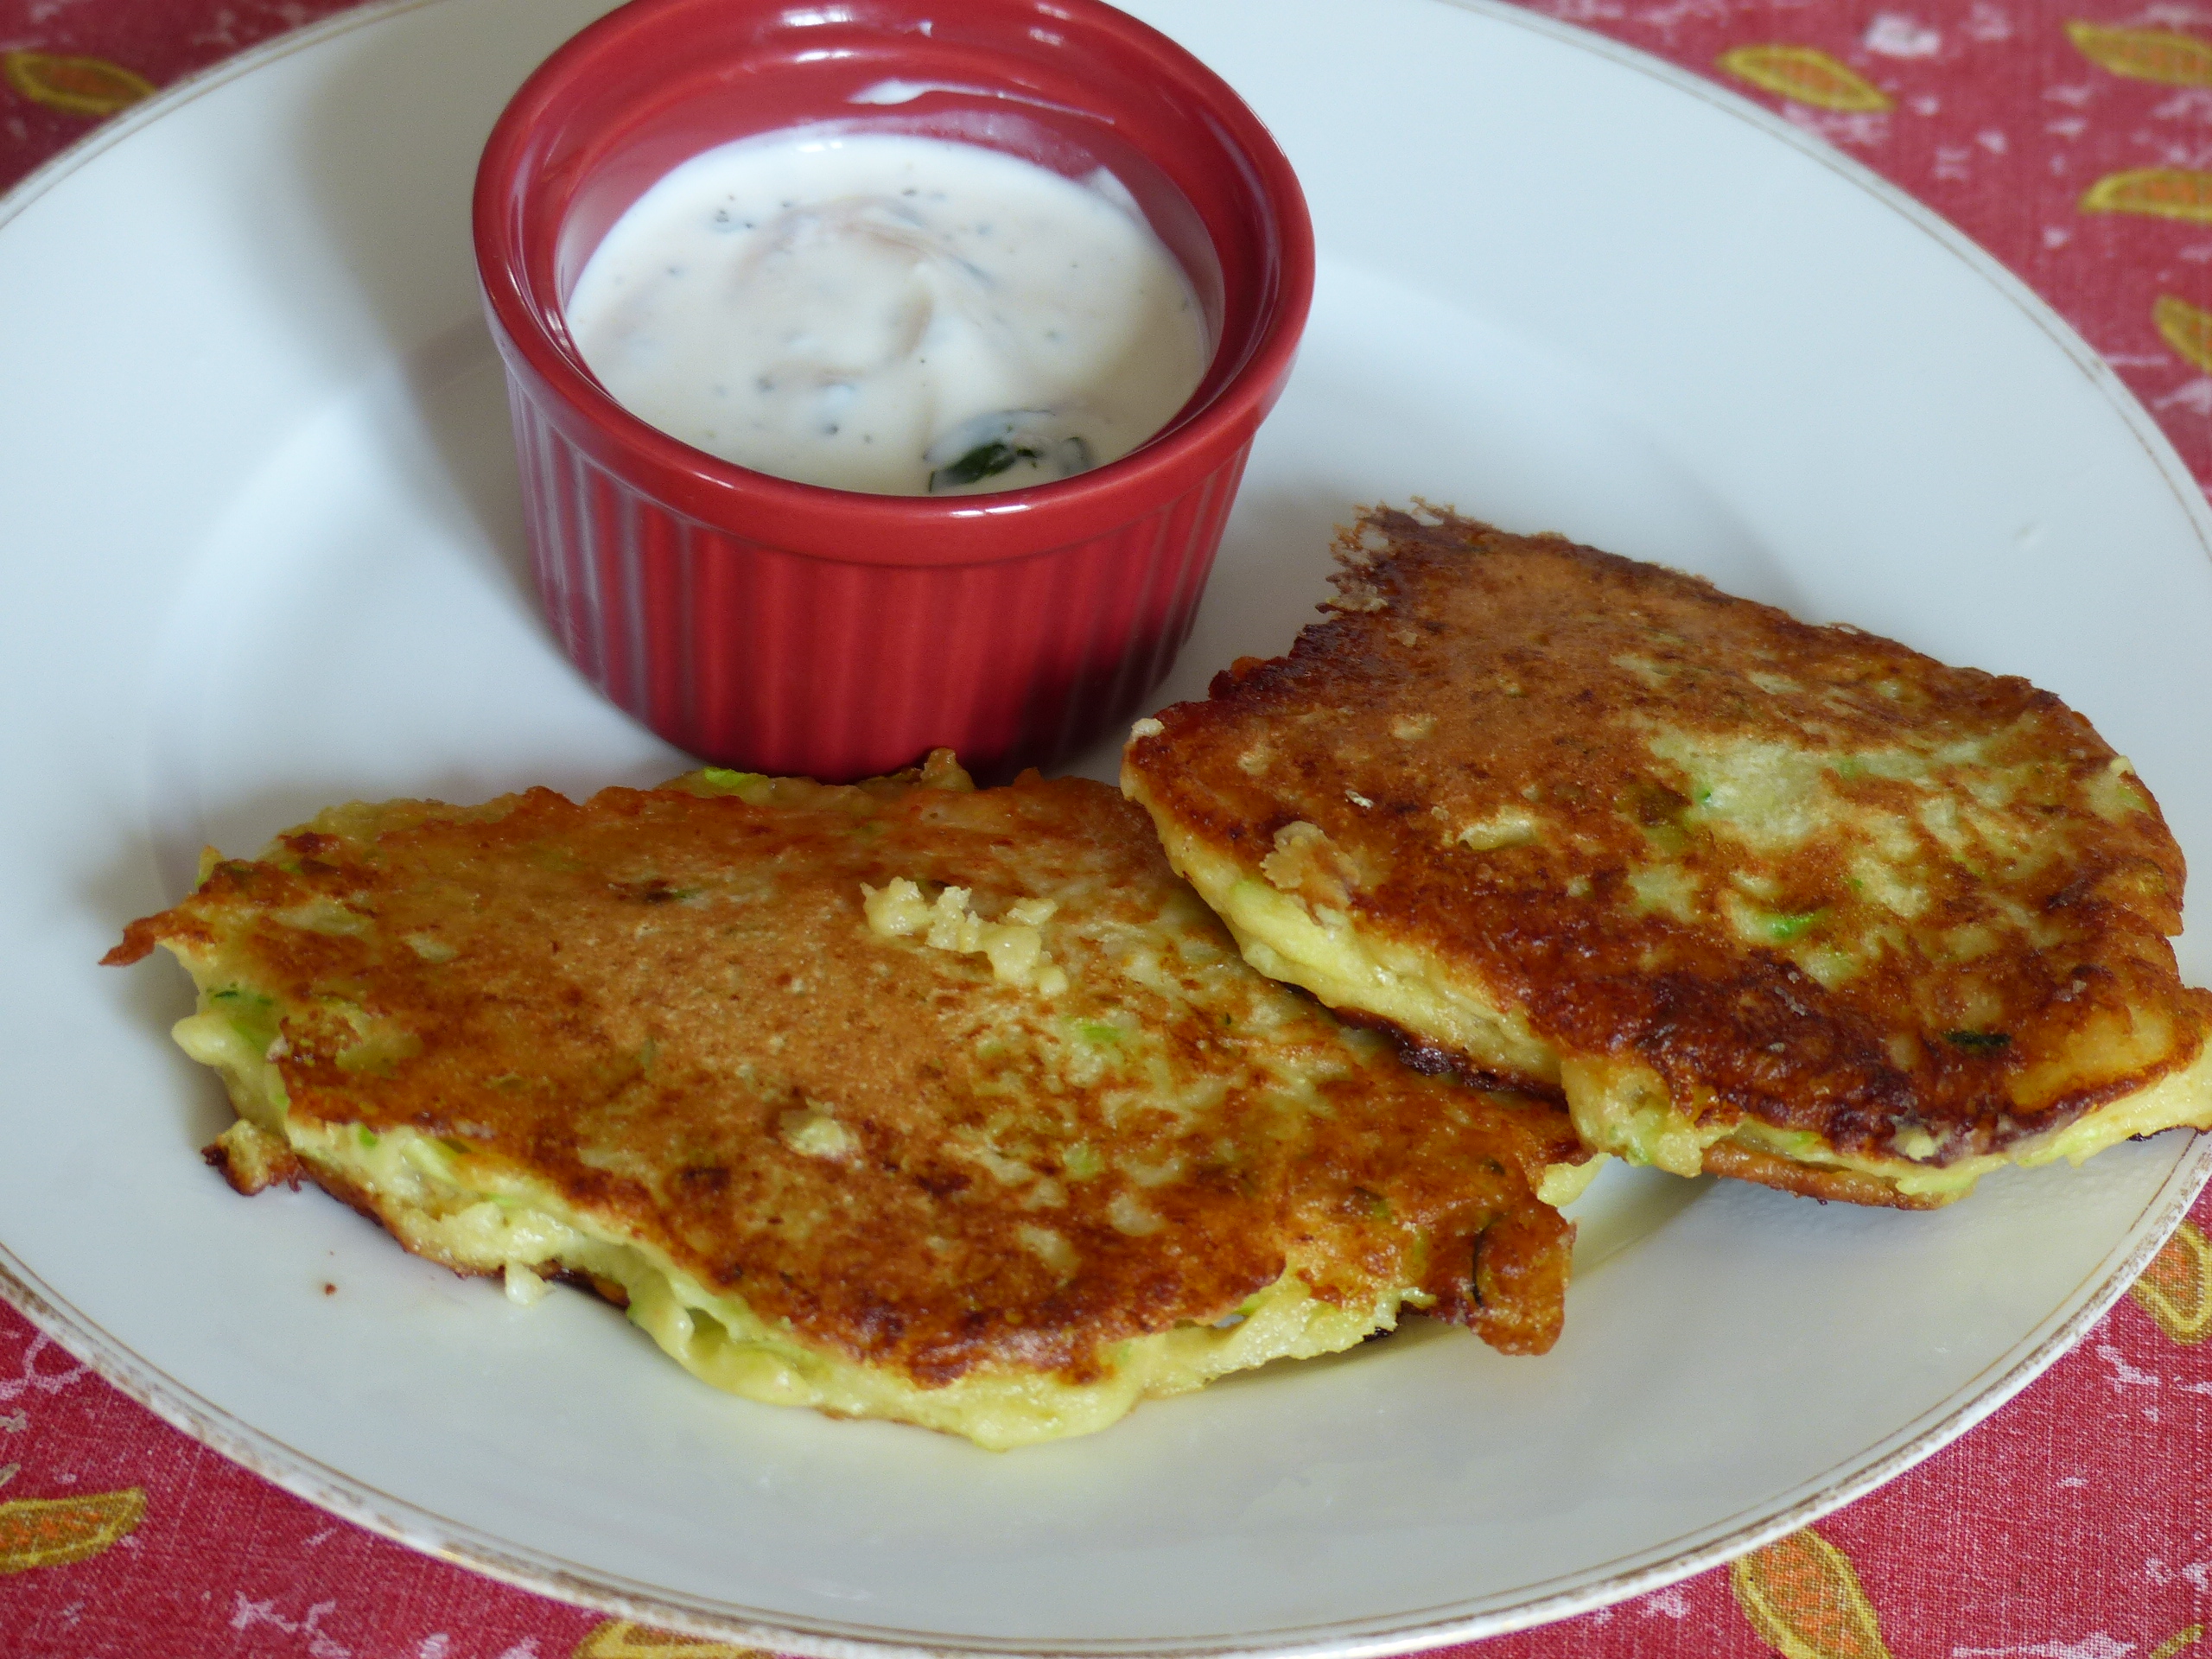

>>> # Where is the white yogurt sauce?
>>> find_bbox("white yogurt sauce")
[564,130,1210,496]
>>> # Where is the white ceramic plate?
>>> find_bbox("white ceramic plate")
[3,0,2208,1651]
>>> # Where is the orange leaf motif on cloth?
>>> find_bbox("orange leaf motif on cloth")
[2130,1219,2212,1343]
[2081,169,2212,222]
[0,1488,146,1576]
[2154,296,2212,375]
[2,50,155,118]
[1718,47,1892,112]
[572,1622,772,1659]
[1729,1528,1895,1659]
[2067,21,2212,86]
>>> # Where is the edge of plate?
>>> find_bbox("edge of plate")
[1440,0,2212,575]
[0,0,460,237]
[2,0,2209,1653]
[4,1137,2205,1659]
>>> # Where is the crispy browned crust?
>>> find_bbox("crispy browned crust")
[293,1154,458,1255]
[1697,1139,1948,1210]
[1124,506,2212,1179]
[552,1268,633,1309]
[116,765,1579,1382]
[289,1154,608,1299]
[200,1122,302,1196]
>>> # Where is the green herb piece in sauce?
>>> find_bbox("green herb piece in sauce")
[1943,1030,2012,1052]
[931,440,1038,490]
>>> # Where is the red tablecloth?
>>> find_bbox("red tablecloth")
[4,1,2210,1653]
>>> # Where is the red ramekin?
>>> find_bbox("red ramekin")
[474,0,1313,781]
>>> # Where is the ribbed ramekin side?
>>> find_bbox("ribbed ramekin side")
[579,457,642,717]
[501,360,1254,781]
[1013,440,1252,772]
[678,512,737,758]
[1139,441,1248,690]
[624,485,685,738]
[509,380,602,687]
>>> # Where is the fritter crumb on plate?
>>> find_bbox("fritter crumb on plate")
[1122,505,2212,1208]
[108,751,1580,1447]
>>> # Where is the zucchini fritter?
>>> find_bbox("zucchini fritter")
[1122,506,2212,1208]
[107,753,1580,1447]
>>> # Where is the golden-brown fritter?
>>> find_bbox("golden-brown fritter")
[107,752,1580,1446]
[1123,506,2212,1207]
